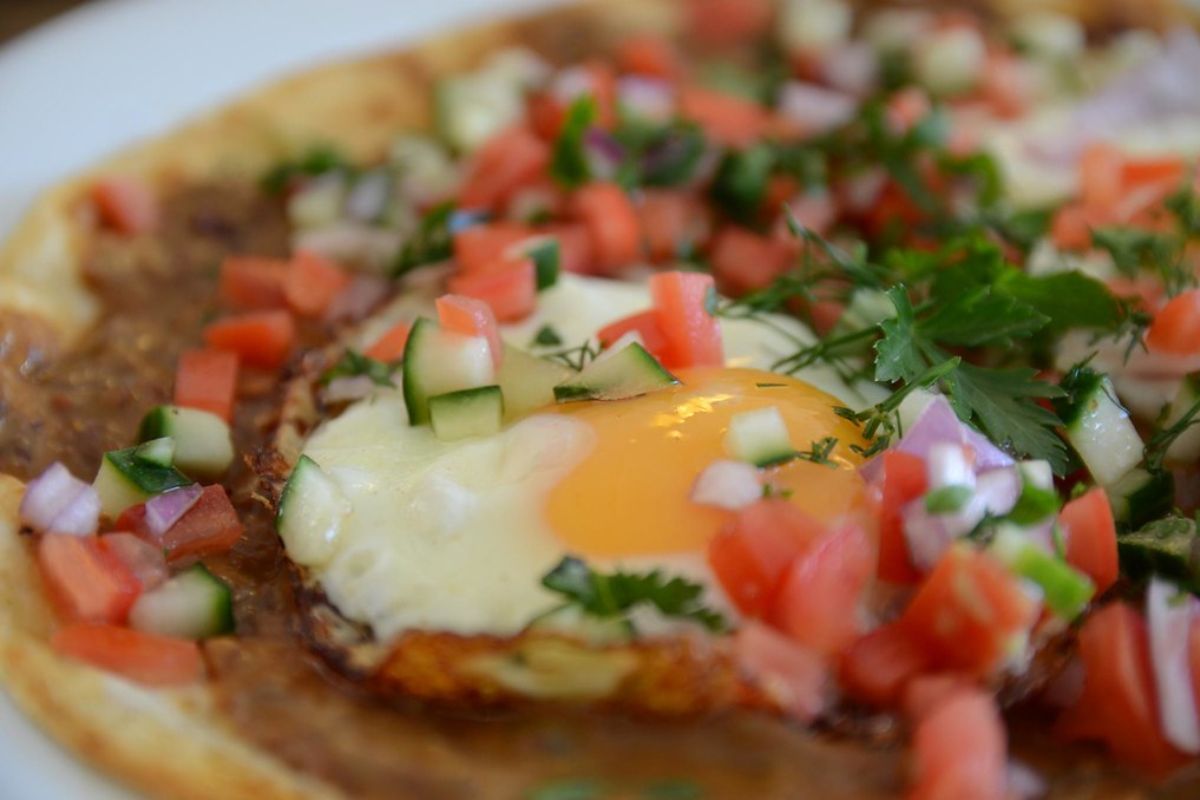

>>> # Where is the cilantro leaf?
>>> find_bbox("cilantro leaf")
[711,143,775,223]
[262,145,351,194]
[541,556,727,633]
[530,325,564,348]
[392,201,456,275]
[874,287,926,383]
[320,349,396,387]
[920,286,1048,347]
[550,97,596,188]
[996,270,1123,333]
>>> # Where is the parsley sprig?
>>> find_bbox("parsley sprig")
[540,556,727,633]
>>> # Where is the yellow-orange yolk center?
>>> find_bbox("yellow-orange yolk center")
[545,367,868,558]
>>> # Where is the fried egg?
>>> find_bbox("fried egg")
[296,274,871,642]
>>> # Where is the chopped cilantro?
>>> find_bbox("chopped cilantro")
[262,145,351,194]
[710,143,775,224]
[530,325,565,348]
[320,350,396,387]
[392,201,456,275]
[550,97,596,188]
[794,436,839,467]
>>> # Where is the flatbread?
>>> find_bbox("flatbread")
[0,1,1194,798]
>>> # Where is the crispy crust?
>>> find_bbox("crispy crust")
[0,0,1196,798]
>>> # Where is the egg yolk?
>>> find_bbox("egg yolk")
[545,367,868,558]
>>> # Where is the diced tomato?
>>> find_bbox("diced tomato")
[453,222,533,274]
[877,451,927,584]
[1106,275,1164,314]
[1049,203,1092,251]
[52,624,203,687]
[174,348,238,422]
[640,190,701,263]
[1059,487,1118,595]
[902,672,973,724]
[448,258,537,323]
[709,227,796,297]
[1147,289,1200,357]
[90,176,158,235]
[734,622,829,722]
[580,60,618,128]
[100,532,168,591]
[799,297,846,337]
[708,500,823,617]
[900,546,1038,676]
[203,310,296,370]
[981,51,1031,120]
[771,521,875,657]
[678,86,770,148]
[886,87,932,134]
[437,294,503,369]
[528,92,567,141]
[687,0,773,49]
[1080,141,1124,215]
[155,485,244,562]
[218,256,289,310]
[785,191,838,237]
[572,183,642,274]
[459,127,550,211]
[283,251,351,317]
[540,223,593,275]
[1121,155,1186,194]
[1057,603,1188,776]
[909,688,1007,800]
[839,622,929,708]
[38,534,140,625]
[616,35,681,80]
[596,311,672,363]
[364,322,411,363]
[649,271,724,368]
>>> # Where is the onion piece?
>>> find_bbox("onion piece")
[324,274,389,323]
[344,170,393,222]
[777,81,858,135]
[584,128,625,181]
[616,76,675,122]
[144,484,204,538]
[1006,759,1047,800]
[19,462,99,537]
[322,375,378,405]
[691,460,763,510]
[821,42,878,96]
[1146,577,1200,753]
[975,468,1021,517]
[102,532,169,591]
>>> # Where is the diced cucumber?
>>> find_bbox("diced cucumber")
[724,406,795,468]
[435,73,525,153]
[1056,367,1142,486]
[1109,467,1175,530]
[1165,373,1200,464]
[430,386,504,441]
[1118,516,1200,593]
[138,405,234,479]
[507,236,560,291]
[402,318,496,425]
[93,447,192,519]
[553,342,678,403]
[132,437,175,468]
[990,526,1094,619]
[496,345,574,419]
[276,455,351,568]
[128,564,234,639]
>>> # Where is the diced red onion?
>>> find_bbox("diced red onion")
[691,460,763,510]
[841,168,887,212]
[344,170,392,222]
[926,443,975,490]
[861,395,1013,483]
[1146,577,1200,753]
[777,81,858,135]
[783,192,837,237]
[550,65,594,104]
[584,128,625,181]
[902,498,984,571]
[322,375,378,405]
[144,484,204,538]
[1006,759,1047,800]
[293,222,401,268]
[616,76,675,122]
[821,42,878,96]
[975,468,1021,517]
[101,532,168,591]
[734,622,830,723]
[325,274,389,323]
[19,462,99,537]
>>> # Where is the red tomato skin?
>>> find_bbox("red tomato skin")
[156,485,244,563]
[1080,141,1125,215]
[1057,603,1188,777]
[687,0,773,49]
[839,621,929,708]
[900,546,1038,677]
[678,86,770,148]
[909,688,1007,800]
[649,271,724,368]
[203,310,296,370]
[876,451,927,584]
[447,258,538,323]
[616,35,681,79]
[284,252,351,317]
[572,183,642,274]
[540,224,593,275]
[1059,487,1118,595]
[453,223,532,274]
[707,500,819,617]
[174,348,239,422]
[437,294,503,369]
[91,176,158,235]
[640,190,703,264]
[1050,203,1092,251]
[771,521,875,657]
[458,127,549,211]
[734,622,829,722]
[100,532,169,592]
[38,535,141,625]
[364,322,411,363]
[218,256,289,310]
[709,227,796,297]
[52,624,204,687]
[1147,289,1200,357]
[596,311,672,364]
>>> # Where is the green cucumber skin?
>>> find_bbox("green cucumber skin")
[402,318,436,425]
[553,343,678,403]
[527,238,561,291]
[429,385,504,440]
[276,455,316,532]
[105,448,192,495]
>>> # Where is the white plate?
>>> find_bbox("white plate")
[0,1,557,797]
